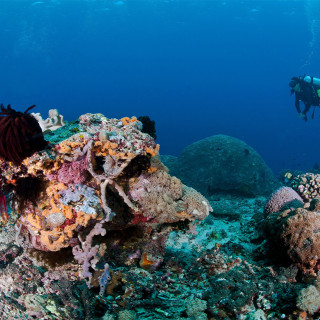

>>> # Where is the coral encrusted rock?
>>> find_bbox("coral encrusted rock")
[263,201,320,275]
[172,134,280,196]
[0,113,211,257]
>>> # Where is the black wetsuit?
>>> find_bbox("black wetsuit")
[295,80,320,116]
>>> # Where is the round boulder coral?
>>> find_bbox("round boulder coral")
[264,186,303,217]
[172,135,280,196]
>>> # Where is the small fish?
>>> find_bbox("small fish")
[284,172,292,180]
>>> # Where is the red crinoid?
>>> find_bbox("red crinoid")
[0,104,48,165]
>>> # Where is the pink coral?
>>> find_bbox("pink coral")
[264,186,303,216]
[47,155,88,184]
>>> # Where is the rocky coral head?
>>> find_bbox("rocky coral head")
[0,104,48,165]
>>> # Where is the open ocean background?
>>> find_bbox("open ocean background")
[0,0,319,174]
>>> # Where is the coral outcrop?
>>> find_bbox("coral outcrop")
[263,197,320,275]
[2,109,313,319]
[262,173,320,276]
[0,112,211,286]
[171,134,280,197]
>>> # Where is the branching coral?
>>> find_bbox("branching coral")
[0,104,48,165]
[72,218,108,285]
[289,172,320,202]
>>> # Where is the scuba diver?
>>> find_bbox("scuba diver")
[289,76,320,121]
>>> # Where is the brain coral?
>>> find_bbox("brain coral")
[264,186,303,216]
[171,135,280,197]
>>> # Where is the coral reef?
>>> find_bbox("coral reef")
[0,111,212,317]
[0,178,314,319]
[3,111,320,319]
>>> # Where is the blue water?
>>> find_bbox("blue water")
[0,0,319,174]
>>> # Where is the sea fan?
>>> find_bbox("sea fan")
[0,104,48,165]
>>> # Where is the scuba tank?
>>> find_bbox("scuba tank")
[304,76,320,119]
[303,76,320,86]
[303,76,320,99]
